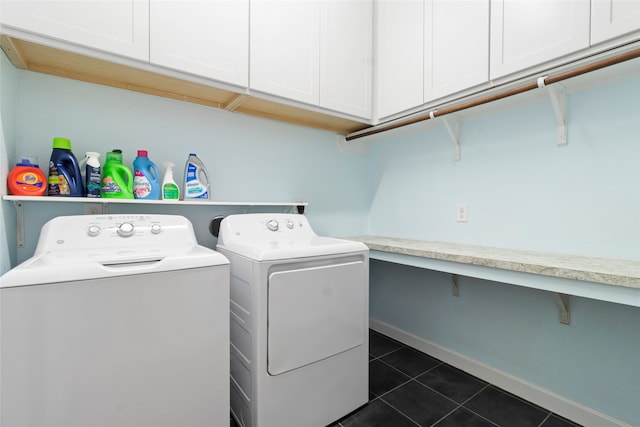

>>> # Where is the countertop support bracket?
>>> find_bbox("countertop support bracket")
[14,201,25,248]
[554,293,571,325]
[441,116,461,160]
[451,274,460,297]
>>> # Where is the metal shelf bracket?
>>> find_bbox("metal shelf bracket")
[555,293,571,325]
[451,274,460,297]
[538,78,567,146]
[15,201,25,248]
[440,115,461,160]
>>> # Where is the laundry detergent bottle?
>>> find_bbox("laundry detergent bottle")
[133,150,160,200]
[80,152,101,198]
[47,137,84,197]
[183,153,210,200]
[101,149,134,199]
[7,156,47,196]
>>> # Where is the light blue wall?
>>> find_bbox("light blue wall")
[367,69,640,425]
[2,67,370,266]
[368,72,640,259]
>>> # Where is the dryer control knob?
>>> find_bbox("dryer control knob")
[150,224,162,234]
[87,225,101,237]
[267,219,279,231]
[117,222,135,237]
[286,220,294,229]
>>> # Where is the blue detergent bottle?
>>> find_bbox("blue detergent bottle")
[133,150,161,200]
[47,137,84,197]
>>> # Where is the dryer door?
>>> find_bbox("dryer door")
[267,260,366,376]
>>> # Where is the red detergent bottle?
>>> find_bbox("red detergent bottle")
[7,156,47,196]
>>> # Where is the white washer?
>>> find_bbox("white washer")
[0,214,230,427]
[216,213,369,427]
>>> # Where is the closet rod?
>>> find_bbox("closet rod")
[346,47,640,142]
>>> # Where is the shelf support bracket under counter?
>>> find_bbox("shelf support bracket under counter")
[451,274,460,297]
[554,293,571,325]
[538,78,567,147]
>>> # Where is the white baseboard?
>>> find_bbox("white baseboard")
[369,318,632,427]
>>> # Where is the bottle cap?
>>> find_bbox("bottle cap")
[137,150,148,157]
[16,155,39,167]
[52,137,72,150]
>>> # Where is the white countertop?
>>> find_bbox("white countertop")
[346,236,640,290]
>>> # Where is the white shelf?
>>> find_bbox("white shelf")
[3,195,308,248]
[2,195,307,208]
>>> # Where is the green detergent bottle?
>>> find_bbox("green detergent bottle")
[101,149,134,199]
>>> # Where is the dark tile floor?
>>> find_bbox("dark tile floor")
[231,330,583,427]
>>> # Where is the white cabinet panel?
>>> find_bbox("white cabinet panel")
[150,0,249,87]
[0,0,149,61]
[375,0,424,118]
[591,0,640,45]
[424,0,489,102]
[250,0,320,105]
[490,0,590,79]
[320,0,372,118]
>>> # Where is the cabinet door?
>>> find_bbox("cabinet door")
[150,0,249,87]
[591,0,640,45]
[375,0,424,119]
[250,0,320,105]
[0,0,149,61]
[424,0,489,102]
[490,0,590,79]
[320,0,372,119]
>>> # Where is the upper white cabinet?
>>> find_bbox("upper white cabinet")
[320,0,372,118]
[0,0,149,61]
[150,0,249,87]
[376,0,489,119]
[591,0,640,45]
[424,0,489,103]
[250,0,372,119]
[250,1,320,105]
[490,0,590,79]
[375,0,424,119]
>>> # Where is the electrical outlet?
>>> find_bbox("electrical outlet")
[456,203,468,222]
[84,203,102,215]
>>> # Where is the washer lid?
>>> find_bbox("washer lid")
[1,245,228,288]
[216,213,367,261]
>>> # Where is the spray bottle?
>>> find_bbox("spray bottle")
[162,162,180,200]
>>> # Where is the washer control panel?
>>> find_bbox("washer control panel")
[34,214,196,255]
[80,215,163,239]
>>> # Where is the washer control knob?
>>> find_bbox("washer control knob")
[266,219,279,232]
[286,220,294,229]
[87,225,101,237]
[150,224,162,234]
[117,222,135,237]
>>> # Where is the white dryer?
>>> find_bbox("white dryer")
[216,213,369,427]
[0,214,229,427]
